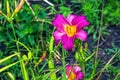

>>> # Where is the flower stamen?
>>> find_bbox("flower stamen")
[68,72,76,80]
[65,25,76,37]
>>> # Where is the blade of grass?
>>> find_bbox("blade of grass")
[0,61,19,73]
[85,52,95,62]
[29,68,36,80]
[43,0,54,7]
[62,48,67,80]
[114,72,120,80]
[7,72,15,80]
[0,53,17,64]
[6,0,11,16]
[96,49,120,80]
[17,53,29,80]
[49,36,54,54]
[13,40,31,52]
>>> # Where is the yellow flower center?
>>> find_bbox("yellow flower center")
[65,25,76,37]
[68,72,76,80]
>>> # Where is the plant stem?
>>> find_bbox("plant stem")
[9,19,29,80]
[92,0,104,79]
[9,20,20,52]
[62,48,67,80]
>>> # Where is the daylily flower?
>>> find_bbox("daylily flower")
[52,14,89,50]
[66,65,84,80]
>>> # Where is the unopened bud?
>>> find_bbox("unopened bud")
[39,51,46,62]
[12,0,25,17]
[34,51,47,68]
[7,0,10,16]
[84,43,88,49]
[15,0,25,13]
[80,46,83,52]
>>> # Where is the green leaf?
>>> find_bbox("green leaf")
[20,59,29,80]
[0,61,19,72]
[7,72,15,80]
[85,52,95,62]
[48,59,56,80]
[49,36,54,54]
[0,53,17,64]
[59,6,72,17]
[28,35,35,46]
[75,52,79,61]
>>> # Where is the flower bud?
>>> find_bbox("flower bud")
[12,0,25,17]
[7,0,10,16]
[14,0,25,13]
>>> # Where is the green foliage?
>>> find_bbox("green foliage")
[72,0,119,39]
[59,6,72,17]
[106,44,119,58]
[103,0,120,25]
[107,65,120,77]
[0,0,120,80]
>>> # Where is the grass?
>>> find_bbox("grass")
[0,0,120,80]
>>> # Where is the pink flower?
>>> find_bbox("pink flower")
[52,14,89,50]
[66,65,84,80]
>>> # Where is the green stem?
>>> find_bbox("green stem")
[75,42,85,77]
[9,20,20,52]
[13,40,31,52]
[9,19,28,80]
[81,60,85,75]
[80,47,85,74]
[10,21,17,40]
[78,51,85,75]
[62,48,67,80]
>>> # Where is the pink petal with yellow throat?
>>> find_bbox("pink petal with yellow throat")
[52,14,70,31]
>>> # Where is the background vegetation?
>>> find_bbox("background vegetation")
[0,0,120,80]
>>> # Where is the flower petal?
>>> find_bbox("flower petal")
[71,15,90,32]
[75,30,88,41]
[52,14,70,31]
[73,66,81,73]
[53,30,65,45]
[67,14,76,24]
[76,72,84,80]
[61,34,75,50]
[65,65,73,76]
